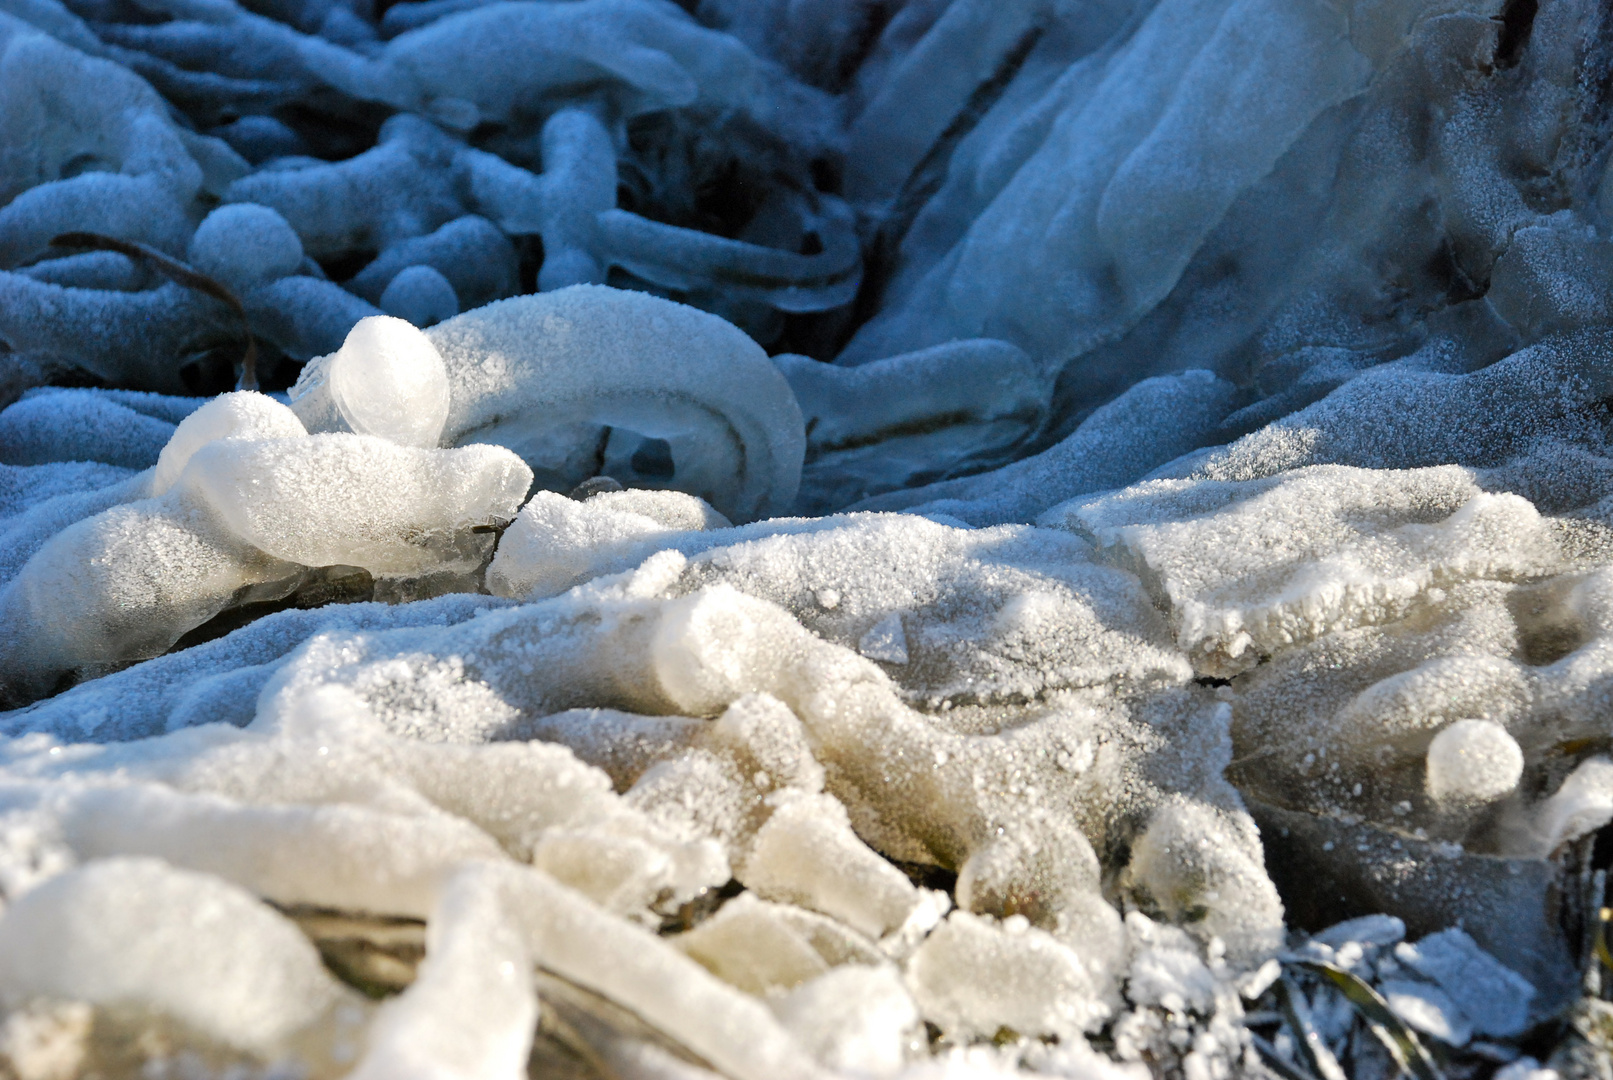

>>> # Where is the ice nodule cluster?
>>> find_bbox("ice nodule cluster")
[0,376,531,705]
[4,0,1613,1076]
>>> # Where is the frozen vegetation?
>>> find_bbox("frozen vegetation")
[2,0,1613,1077]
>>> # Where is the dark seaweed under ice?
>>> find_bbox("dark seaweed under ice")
[1,1,1613,1078]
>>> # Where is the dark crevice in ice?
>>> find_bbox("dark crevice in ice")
[1495,0,1540,70]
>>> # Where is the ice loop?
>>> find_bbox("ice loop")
[3,0,1613,1078]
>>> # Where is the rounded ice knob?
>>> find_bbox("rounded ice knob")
[288,315,452,448]
[1426,719,1524,806]
[151,391,307,496]
[186,204,304,293]
[380,264,459,328]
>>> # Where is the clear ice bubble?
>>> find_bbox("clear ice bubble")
[289,314,451,448]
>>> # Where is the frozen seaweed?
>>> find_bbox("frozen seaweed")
[429,287,804,521]
[4,0,1613,1074]
[0,857,345,1052]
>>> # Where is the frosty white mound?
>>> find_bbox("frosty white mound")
[0,507,1284,1080]
[3,318,1613,1079]
[0,289,809,707]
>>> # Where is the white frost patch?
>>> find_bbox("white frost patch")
[1047,464,1561,674]
[1393,929,1535,1039]
[859,611,910,665]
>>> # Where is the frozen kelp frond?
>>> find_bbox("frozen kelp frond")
[0,0,856,395]
[7,0,1613,1077]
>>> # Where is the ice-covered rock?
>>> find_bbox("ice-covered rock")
[183,433,528,573]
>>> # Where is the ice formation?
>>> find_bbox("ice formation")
[428,286,805,522]
[2,0,1613,1077]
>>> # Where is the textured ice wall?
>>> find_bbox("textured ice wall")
[1,0,1612,1078]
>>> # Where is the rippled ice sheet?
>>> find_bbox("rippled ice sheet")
[2,0,1613,1078]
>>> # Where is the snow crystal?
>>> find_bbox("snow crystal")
[1394,929,1535,1039]
[1425,719,1524,807]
